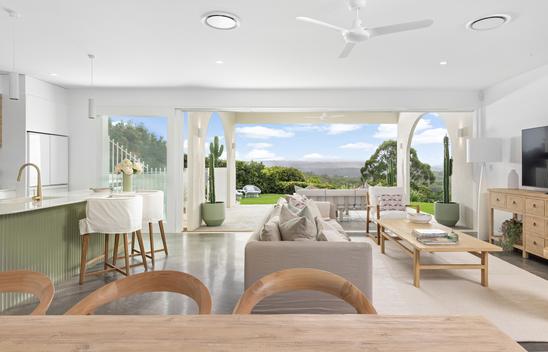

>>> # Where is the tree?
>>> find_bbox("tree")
[109,119,166,169]
[360,140,436,201]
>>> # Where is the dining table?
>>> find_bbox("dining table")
[0,314,524,351]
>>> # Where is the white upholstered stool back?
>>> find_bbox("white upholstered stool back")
[79,196,143,235]
[137,190,164,223]
[134,190,168,267]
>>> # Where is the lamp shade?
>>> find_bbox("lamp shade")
[466,138,502,163]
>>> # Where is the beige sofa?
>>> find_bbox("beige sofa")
[244,201,373,314]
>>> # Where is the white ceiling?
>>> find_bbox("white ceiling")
[1,0,547,90]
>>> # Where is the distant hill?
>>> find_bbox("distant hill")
[263,160,364,178]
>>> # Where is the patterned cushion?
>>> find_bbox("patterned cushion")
[378,194,406,211]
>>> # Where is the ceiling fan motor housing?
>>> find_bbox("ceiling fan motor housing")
[348,0,367,10]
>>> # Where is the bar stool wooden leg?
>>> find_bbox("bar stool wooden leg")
[112,234,120,266]
[79,234,89,285]
[103,234,110,270]
[148,222,156,267]
[136,230,149,271]
[131,232,136,254]
[159,220,168,255]
[123,233,131,276]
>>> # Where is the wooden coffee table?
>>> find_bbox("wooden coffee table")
[377,218,502,288]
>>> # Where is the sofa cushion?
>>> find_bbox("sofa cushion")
[279,216,317,241]
[317,219,350,242]
[317,218,350,242]
[260,216,281,241]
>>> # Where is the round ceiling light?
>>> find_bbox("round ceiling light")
[467,14,511,31]
[202,12,240,30]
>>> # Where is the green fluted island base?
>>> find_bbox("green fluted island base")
[0,202,103,312]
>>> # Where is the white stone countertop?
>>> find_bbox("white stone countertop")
[0,190,112,216]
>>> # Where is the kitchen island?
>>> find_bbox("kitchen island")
[0,191,108,312]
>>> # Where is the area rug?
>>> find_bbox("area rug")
[356,236,548,342]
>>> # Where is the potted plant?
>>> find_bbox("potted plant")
[434,135,460,227]
[201,136,225,226]
[114,159,143,192]
[498,218,522,251]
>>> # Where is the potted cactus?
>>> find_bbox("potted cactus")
[201,136,225,226]
[434,135,460,227]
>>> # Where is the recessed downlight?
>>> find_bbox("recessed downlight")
[48,73,58,76]
[467,14,511,31]
[440,61,448,66]
[215,60,224,64]
[202,12,240,30]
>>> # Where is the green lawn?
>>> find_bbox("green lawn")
[410,202,435,215]
[240,194,286,205]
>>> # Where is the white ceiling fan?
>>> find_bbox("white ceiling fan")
[297,0,434,58]
[303,112,345,121]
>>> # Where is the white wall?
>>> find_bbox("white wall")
[0,75,26,192]
[482,63,548,232]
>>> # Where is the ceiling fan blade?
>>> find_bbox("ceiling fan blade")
[368,19,433,37]
[338,42,356,58]
[296,16,346,32]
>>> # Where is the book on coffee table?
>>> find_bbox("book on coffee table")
[413,229,449,238]
[417,235,459,245]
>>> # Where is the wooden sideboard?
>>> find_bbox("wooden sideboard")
[488,188,548,259]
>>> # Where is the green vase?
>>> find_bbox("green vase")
[122,174,133,192]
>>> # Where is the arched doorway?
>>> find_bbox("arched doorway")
[407,113,449,214]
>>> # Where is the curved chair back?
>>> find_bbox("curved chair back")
[233,268,376,314]
[0,270,54,315]
[65,271,212,315]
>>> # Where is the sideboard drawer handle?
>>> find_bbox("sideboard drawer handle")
[512,201,516,205]
[533,241,537,245]
[496,198,500,201]
[533,204,537,208]
[533,222,537,227]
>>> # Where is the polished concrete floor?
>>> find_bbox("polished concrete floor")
[4,229,548,350]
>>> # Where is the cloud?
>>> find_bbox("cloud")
[339,142,376,151]
[325,124,362,135]
[412,127,448,145]
[302,153,326,160]
[236,126,294,139]
[245,149,284,161]
[247,142,273,149]
[415,119,433,132]
[373,124,397,139]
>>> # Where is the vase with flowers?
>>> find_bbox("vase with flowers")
[114,159,143,192]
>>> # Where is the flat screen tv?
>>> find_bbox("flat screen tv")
[522,126,548,189]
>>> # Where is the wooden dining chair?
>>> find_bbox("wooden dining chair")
[233,268,377,314]
[65,270,212,315]
[0,270,55,315]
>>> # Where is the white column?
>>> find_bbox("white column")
[166,109,185,232]
[397,112,422,204]
[220,112,237,207]
[187,112,211,230]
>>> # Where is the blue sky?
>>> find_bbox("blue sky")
[112,112,448,168]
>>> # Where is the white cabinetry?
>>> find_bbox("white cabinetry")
[27,132,69,186]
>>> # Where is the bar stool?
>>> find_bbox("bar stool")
[78,196,148,285]
[132,190,168,267]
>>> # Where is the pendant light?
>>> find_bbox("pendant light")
[5,7,20,100]
[88,54,96,119]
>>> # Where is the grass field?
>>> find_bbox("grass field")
[240,194,286,205]
[410,202,435,215]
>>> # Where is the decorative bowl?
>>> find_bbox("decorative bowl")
[407,213,432,224]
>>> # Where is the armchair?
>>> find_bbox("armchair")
[366,186,420,244]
